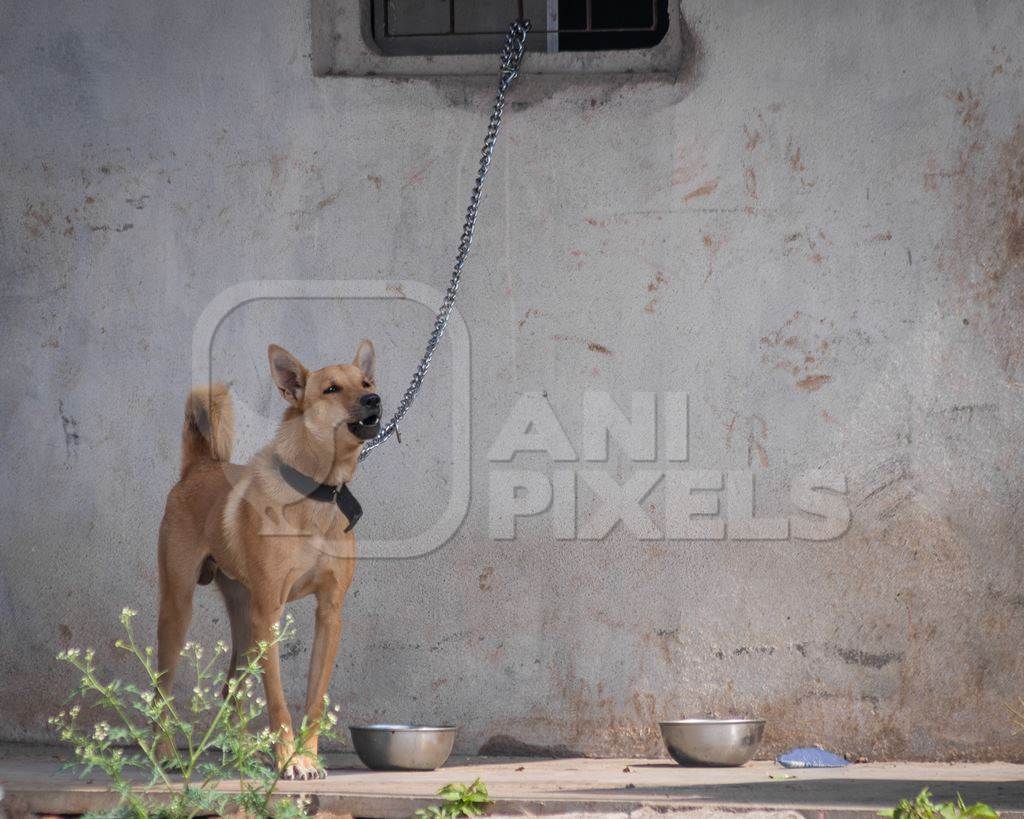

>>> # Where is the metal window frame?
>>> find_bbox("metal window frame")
[377,0,660,36]
[372,0,663,56]
[311,0,693,78]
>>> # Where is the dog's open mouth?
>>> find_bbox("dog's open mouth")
[348,413,380,440]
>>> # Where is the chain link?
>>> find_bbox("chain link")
[360,18,530,461]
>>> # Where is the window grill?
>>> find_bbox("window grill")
[372,0,670,56]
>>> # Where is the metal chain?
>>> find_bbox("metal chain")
[360,18,530,461]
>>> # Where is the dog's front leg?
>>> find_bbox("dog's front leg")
[249,605,304,779]
[298,591,345,774]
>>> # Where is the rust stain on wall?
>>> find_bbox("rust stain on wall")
[743,167,758,202]
[933,84,1024,381]
[517,307,542,329]
[724,413,769,467]
[549,336,614,357]
[24,205,53,238]
[760,311,834,391]
[478,565,494,592]
[682,178,718,202]
[796,374,832,391]
[269,154,288,185]
[316,192,338,209]
[702,233,724,282]
[644,271,669,314]
[669,145,706,190]
[743,118,764,151]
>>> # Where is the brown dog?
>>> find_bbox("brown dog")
[156,341,381,779]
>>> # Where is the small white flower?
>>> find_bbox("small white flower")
[121,607,138,619]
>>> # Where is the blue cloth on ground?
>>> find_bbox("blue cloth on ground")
[776,747,850,768]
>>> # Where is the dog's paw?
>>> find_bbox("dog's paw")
[282,754,325,781]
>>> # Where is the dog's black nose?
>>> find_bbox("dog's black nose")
[360,393,380,408]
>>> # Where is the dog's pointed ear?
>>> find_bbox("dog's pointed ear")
[268,344,308,406]
[353,339,375,380]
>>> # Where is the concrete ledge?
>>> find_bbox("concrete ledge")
[2,746,1024,818]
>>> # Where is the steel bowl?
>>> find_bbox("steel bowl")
[349,724,457,771]
[659,718,765,766]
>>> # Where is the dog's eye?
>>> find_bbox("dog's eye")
[362,380,372,389]
[323,385,340,394]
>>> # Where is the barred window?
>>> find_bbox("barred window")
[372,0,670,56]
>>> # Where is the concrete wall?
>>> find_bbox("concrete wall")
[2,0,1023,761]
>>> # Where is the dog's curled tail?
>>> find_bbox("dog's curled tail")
[181,383,234,477]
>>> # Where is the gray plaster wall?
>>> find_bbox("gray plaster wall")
[2,1,1023,761]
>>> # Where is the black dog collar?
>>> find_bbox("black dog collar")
[275,458,362,533]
